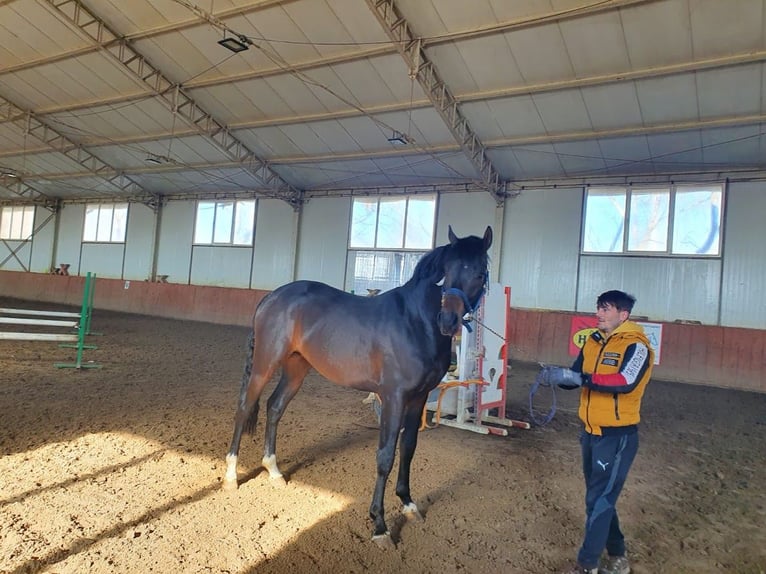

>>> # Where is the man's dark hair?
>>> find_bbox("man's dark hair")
[597,290,636,313]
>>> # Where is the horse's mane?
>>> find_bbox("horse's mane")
[407,244,449,286]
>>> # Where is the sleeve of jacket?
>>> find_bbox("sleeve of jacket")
[583,342,651,394]
[571,348,585,373]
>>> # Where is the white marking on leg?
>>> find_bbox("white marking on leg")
[372,531,395,549]
[402,502,423,522]
[223,453,238,489]
[262,454,283,479]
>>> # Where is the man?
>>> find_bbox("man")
[543,290,654,574]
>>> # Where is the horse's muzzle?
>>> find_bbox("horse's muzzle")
[437,310,460,336]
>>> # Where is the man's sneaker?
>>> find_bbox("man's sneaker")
[599,554,630,574]
[562,565,598,574]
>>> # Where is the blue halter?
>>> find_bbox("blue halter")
[441,274,487,333]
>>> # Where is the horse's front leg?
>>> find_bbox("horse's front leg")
[370,392,404,548]
[395,393,429,523]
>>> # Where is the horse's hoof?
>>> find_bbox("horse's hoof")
[402,503,423,522]
[222,478,238,491]
[372,532,395,549]
[270,475,287,488]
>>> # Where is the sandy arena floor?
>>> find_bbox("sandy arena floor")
[1,300,765,574]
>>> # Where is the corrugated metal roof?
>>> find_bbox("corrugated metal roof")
[2,0,766,205]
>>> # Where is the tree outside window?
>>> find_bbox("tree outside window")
[583,184,722,256]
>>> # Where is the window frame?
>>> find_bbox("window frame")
[82,203,128,243]
[348,194,436,251]
[581,184,723,258]
[193,199,256,246]
[347,194,437,293]
[0,205,35,241]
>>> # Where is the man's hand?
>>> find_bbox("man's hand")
[542,366,583,389]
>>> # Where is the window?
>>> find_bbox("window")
[0,205,34,240]
[83,203,128,242]
[348,195,436,293]
[194,200,255,245]
[582,184,722,256]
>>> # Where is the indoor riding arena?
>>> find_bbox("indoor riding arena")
[1,1,765,574]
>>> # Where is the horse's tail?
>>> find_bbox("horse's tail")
[239,330,260,435]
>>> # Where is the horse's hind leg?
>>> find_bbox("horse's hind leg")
[223,332,279,490]
[395,394,429,522]
[261,353,311,483]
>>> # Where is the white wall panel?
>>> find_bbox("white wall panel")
[81,243,125,278]
[577,256,721,324]
[123,203,155,281]
[190,246,252,288]
[251,199,298,290]
[435,191,497,248]
[0,241,31,272]
[55,204,84,275]
[295,197,350,288]
[29,207,56,272]
[500,188,581,310]
[155,201,194,284]
[720,182,766,328]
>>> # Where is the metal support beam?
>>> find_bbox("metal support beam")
[1,97,145,197]
[365,0,505,203]
[42,0,303,207]
[0,173,57,204]
[8,45,766,134]
[13,108,766,182]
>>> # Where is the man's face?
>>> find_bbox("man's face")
[596,303,629,336]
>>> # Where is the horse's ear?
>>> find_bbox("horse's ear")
[448,225,458,245]
[483,226,493,250]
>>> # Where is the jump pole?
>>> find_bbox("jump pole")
[0,272,99,368]
[55,272,100,369]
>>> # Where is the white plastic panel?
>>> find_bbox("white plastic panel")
[54,203,84,274]
[295,196,350,288]
[155,201,194,284]
[0,241,31,271]
[696,64,762,119]
[500,187,581,310]
[435,191,497,249]
[251,199,298,290]
[123,203,155,281]
[190,245,253,288]
[29,206,56,273]
[719,182,766,328]
[634,73,699,125]
[80,243,125,279]
[577,256,721,325]
[621,0,692,68]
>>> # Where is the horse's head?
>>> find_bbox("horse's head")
[437,225,492,337]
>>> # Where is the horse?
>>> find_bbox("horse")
[223,225,493,547]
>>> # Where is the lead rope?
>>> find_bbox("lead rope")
[528,364,557,426]
[470,317,555,426]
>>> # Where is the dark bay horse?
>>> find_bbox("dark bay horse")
[223,225,493,547]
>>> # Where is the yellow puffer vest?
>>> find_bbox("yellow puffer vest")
[578,321,654,435]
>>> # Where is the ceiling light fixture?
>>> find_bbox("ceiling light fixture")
[0,167,18,178]
[145,154,167,165]
[218,32,250,53]
[387,130,410,146]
